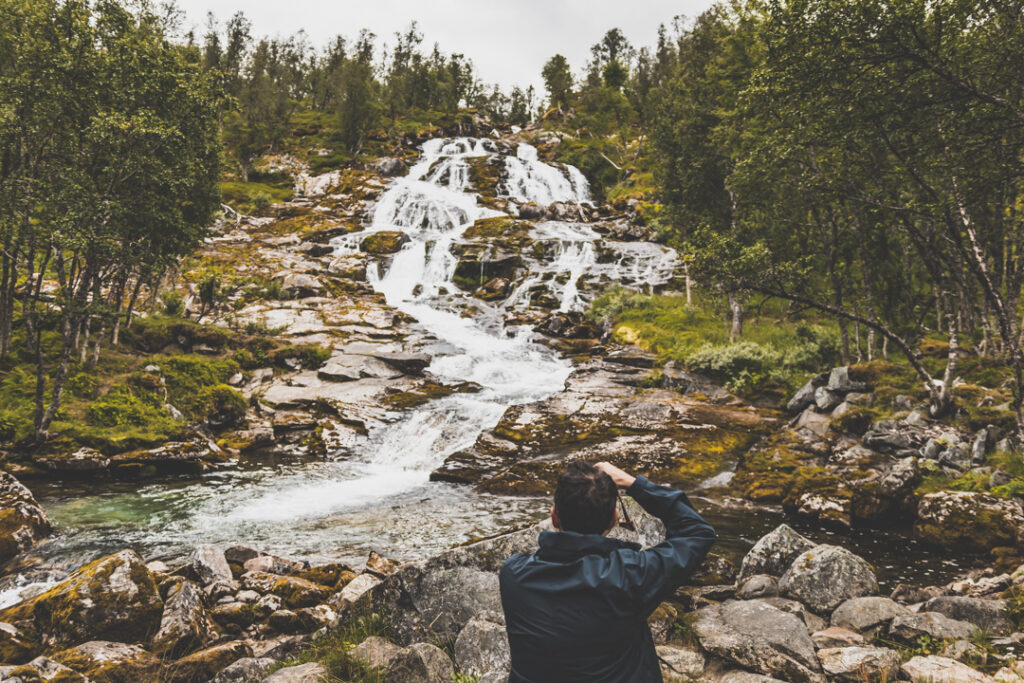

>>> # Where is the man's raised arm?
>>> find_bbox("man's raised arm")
[595,461,717,614]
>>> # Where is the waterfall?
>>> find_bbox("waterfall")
[17,137,679,585]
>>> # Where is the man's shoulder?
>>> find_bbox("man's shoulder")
[500,551,532,573]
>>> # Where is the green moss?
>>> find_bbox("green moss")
[270,612,390,682]
[198,384,247,426]
[218,181,292,214]
[380,381,482,410]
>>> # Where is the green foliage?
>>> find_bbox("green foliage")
[85,386,171,430]
[274,613,391,682]
[160,356,241,419]
[198,384,248,425]
[590,289,840,396]
[161,291,185,317]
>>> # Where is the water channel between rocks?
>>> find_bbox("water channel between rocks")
[20,138,981,598]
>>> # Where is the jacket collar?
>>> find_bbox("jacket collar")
[536,529,641,563]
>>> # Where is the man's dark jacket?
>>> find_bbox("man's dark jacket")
[499,475,716,683]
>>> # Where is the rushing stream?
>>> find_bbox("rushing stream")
[10,138,980,606]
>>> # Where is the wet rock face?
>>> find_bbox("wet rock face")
[779,545,879,614]
[0,550,162,655]
[360,230,410,254]
[916,491,1024,552]
[0,472,52,564]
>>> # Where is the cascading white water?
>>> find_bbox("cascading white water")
[11,137,679,604]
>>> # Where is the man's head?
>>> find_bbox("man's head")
[551,461,618,535]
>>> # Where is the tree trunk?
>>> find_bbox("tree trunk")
[728,292,742,341]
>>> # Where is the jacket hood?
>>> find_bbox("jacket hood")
[536,529,642,563]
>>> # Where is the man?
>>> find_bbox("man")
[499,461,716,682]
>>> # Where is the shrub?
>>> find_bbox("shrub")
[161,290,185,317]
[85,386,169,428]
[160,355,240,418]
[198,384,248,427]
[67,372,99,399]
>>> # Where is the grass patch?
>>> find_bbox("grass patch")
[219,181,293,214]
[272,613,391,682]
[590,289,841,397]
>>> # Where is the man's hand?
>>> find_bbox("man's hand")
[596,461,636,489]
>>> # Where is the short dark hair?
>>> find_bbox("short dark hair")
[554,461,617,534]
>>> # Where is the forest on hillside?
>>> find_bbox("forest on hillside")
[1,0,1024,445]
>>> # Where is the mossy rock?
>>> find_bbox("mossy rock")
[360,231,410,255]
[0,550,162,654]
[166,640,253,683]
[915,491,1024,552]
[52,641,161,683]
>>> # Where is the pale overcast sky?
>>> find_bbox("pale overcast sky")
[173,1,716,92]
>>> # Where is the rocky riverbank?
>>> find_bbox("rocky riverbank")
[2,496,1022,682]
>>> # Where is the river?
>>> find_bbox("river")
[14,137,980,605]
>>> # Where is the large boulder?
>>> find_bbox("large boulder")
[817,646,900,682]
[372,157,407,177]
[191,544,233,586]
[361,231,410,255]
[0,550,162,655]
[210,656,276,682]
[386,642,455,683]
[454,612,510,677]
[916,491,1024,552]
[0,472,53,563]
[51,640,161,682]
[656,645,704,681]
[738,524,816,580]
[830,596,909,632]
[260,662,328,682]
[0,655,91,681]
[349,636,404,669]
[901,655,995,683]
[695,600,823,683]
[779,545,878,614]
[241,572,329,609]
[923,596,1013,636]
[889,612,978,641]
[168,640,253,683]
[151,580,215,656]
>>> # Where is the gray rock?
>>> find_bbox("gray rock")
[830,596,909,632]
[756,596,828,634]
[386,642,455,683]
[279,273,323,299]
[8,655,88,682]
[939,444,972,471]
[656,645,704,681]
[973,429,990,464]
[924,596,1013,636]
[922,438,944,460]
[478,673,509,683]
[719,674,788,683]
[372,352,430,376]
[695,600,822,683]
[151,579,214,656]
[191,544,233,586]
[817,646,901,682]
[779,545,878,614]
[901,655,994,683]
[738,524,816,580]
[349,636,404,669]
[890,612,978,641]
[810,626,865,650]
[814,386,843,412]
[796,408,833,438]
[331,573,382,609]
[788,373,828,413]
[260,662,328,682]
[454,614,510,677]
[317,363,361,382]
[863,430,912,453]
[0,472,53,563]
[212,657,277,683]
[737,575,779,600]
[827,367,868,393]
[372,157,407,177]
